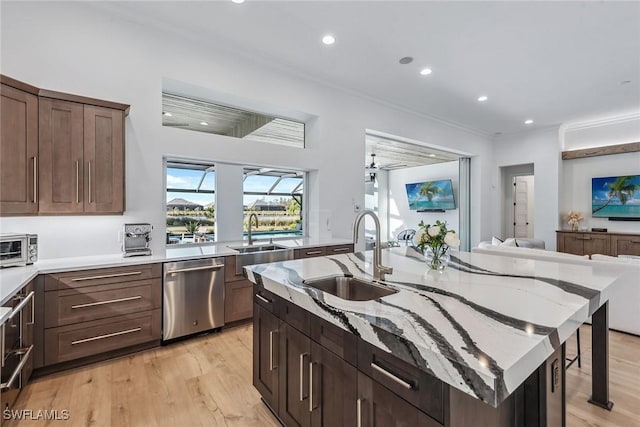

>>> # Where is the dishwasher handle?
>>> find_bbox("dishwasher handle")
[165,264,224,274]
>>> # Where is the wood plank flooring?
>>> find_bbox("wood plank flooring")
[7,324,640,427]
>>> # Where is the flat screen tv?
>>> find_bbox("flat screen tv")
[592,175,640,220]
[405,179,456,211]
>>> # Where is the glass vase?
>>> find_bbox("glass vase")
[425,247,450,271]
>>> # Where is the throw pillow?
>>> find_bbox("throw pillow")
[491,236,504,246]
[500,238,518,247]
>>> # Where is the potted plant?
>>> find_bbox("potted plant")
[414,220,460,270]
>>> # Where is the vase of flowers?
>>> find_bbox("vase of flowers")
[414,220,460,270]
[566,211,583,231]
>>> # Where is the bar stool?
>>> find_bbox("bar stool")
[566,328,582,368]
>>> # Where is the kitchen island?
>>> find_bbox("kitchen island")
[244,247,628,427]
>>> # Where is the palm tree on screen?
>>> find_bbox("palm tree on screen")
[592,176,638,214]
[418,182,443,202]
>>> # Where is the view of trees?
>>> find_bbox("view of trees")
[418,182,443,201]
[592,176,639,214]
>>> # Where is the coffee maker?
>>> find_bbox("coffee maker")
[122,223,152,257]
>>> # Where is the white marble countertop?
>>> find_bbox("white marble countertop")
[244,246,630,408]
[0,237,352,305]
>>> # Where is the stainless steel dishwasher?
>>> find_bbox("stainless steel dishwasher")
[163,258,224,341]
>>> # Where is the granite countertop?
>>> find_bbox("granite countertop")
[0,237,352,305]
[244,246,630,408]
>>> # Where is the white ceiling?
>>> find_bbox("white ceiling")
[98,1,640,135]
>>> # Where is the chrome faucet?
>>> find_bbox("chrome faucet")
[247,213,259,245]
[353,210,393,281]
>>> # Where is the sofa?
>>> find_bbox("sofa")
[472,242,640,336]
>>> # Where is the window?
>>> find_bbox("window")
[166,161,216,244]
[162,93,305,148]
[243,167,304,240]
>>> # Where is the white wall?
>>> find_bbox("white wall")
[560,116,640,233]
[491,128,561,250]
[388,161,460,240]
[0,2,492,259]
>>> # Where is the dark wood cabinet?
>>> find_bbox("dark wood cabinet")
[294,244,354,260]
[253,302,280,412]
[38,98,85,214]
[0,81,39,215]
[279,323,312,427]
[556,231,640,257]
[225,279,254,323]
[357,372,441,427]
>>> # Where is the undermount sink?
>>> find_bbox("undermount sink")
[302,274,398,301]
[229,244,294,274]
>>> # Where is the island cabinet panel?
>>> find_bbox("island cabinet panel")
[253,302,280,412]
[279,323,312,427]
[611,234,640,256]
[0,83,39,215]
[357,372,441,427]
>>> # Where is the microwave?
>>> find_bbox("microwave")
[0,234,38,268]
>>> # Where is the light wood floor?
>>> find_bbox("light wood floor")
[7,325,640,427]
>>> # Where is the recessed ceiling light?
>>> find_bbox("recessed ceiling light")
[428,154,436,158]
[200,121,209,126]
[477,95,488,102]
[322,34,335,45]
[399,56,413,65]
[621,80,632,85]
[231,0,245,3]
[162,112,172,117]
[419,68,432,76]
[524,119,534,125]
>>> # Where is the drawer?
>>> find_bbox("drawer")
[310,314,357,366]
[294,247,327,259]
[358,339,444,424]
[325,244,354,255]
[44,309,161,365]
[225,279,254,323]
[253,284,278,314]
[44,278,161,328]
[45,263,161,291]
[279,298,309,335]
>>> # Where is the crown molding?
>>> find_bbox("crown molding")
[562,112,640,133]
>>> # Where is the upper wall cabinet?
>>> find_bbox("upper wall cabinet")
[0,75,129,216]
[0,79,39,215]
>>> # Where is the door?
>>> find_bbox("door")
[513,175,534,238]
[583,234,610,256]
[310,342,357,427]
[39,98,84,214]
[357,372,440,427]
[253,303,280,411]
[84,105,124,213]
[0,84,38,215]
[279,323,311,427]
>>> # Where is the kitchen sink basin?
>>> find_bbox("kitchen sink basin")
[229,244,295,275]
[302,275,398,301]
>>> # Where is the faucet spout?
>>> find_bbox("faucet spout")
[248,213,259,245]
[353,210,393,281]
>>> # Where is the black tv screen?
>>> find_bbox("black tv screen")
[405,179,456,211]
[592,175,640,219]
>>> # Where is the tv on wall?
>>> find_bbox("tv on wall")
[592,175,640,220]
[405,179,456,212]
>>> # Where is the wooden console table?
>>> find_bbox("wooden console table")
[557,230,640,256]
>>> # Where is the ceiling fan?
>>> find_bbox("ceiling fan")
[365,153,378,181]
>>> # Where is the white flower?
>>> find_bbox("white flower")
[444,231,460,247]
[413,228,426,247]
[427,225,441,237]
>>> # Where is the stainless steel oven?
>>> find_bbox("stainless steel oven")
[1,285,35,411]
[0,234,38,268]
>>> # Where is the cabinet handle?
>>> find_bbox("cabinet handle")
[269,330,278,371]
[331,247,351,253]
[631,240,640,244]
[309,361,320,412]
[1,325,4,368]
[29,290,35,326]
[357,398,363,427]
[0,345,33,391]
[305,250,324,256]
[32,156,37,203]
[71,327,142,345]
[70,271,142,281]
[299,352,309,401]
[75,160,80,203]
[370,362,413,390]
[88,161,92,203]
[9,291,35,322]
[166,265,223,274]
[71,295,142,309]
[255,294,271,304]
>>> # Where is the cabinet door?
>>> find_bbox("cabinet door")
[612,234,640,256]
[253,303,280,412]
[357,372,441,427]
[279,323,311,427]
[84,105,124,213]
[557,233,584,255]
[38,98,84,213]
[583,234,610,255]
[310,342,357,427]
[225,279,254,323]
[0,84,38,215]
